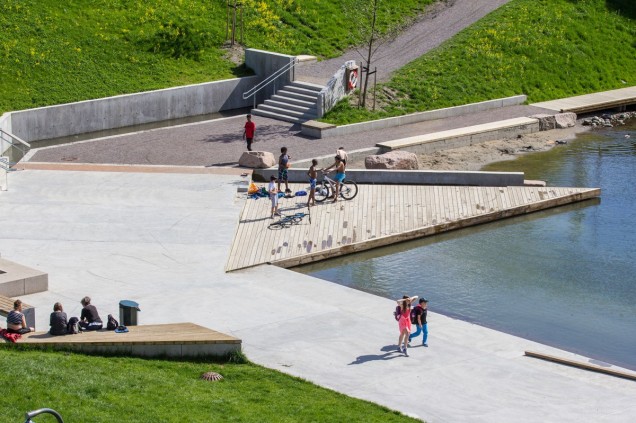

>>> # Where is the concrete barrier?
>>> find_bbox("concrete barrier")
[301,95,527,138]
[377,117,540,154]
[253,168,525,187]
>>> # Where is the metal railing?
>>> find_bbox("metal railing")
[0,128,30,163]
[24,408,65,423]
[242,57,298,109]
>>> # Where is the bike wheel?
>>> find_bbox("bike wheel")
[340,180,358,200]
[315,182,331,203]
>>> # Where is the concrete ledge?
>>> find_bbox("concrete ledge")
[377,117,540,154]
[301,95,527,138]
[254,168,525,187]
[0,258,48,297]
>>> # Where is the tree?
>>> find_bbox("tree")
[343,0,402,108]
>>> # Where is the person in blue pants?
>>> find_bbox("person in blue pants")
[409,298,428,347]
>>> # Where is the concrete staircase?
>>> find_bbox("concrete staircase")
[251,81,324,124]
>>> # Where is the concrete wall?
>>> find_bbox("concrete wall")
[254,168,525,187]
[0,113,12,155]
[317,62,352,118]
[244,48,295,103]
[302,95,527,138]
[9,76,261,142]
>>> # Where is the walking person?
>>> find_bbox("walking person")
[396,295,418,355]
[408,298,428,347]
[242,114,256,151]
[336,146,348,165]
[269,175,281,218]
[307,159,318,207]
[278,147,291,194]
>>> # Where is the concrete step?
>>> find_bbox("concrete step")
[256,104,317,120]
[271,94,316,108]
[283,85,321,98]
[276,89,319,103]
[250,109,306,124]
[264,99,317,114]
[289,81,324,92]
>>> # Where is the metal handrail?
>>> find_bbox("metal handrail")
[0,128,30,148]
[24,408,64,423]
[0,129,30,162]
[242,57,298,109]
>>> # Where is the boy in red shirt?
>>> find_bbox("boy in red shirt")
[243,114,256,151]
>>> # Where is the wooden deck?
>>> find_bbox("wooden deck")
[226,184,600,271]
[17,323,241,358]
[532,86,636,114]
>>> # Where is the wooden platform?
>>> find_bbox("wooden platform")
[16,323,241,358]
[532,86,636,114]
[226,184,600,271]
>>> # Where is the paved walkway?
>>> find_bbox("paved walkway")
[27,104,553,167]
[1,167,634,422]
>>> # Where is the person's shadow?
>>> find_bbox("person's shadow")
[348,345,405,365]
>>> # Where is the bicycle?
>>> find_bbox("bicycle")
[268,212,310,230]
[315,172,358,203]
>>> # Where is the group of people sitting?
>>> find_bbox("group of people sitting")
[4,296,103,336]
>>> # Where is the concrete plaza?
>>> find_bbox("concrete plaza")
[1,165,634,422]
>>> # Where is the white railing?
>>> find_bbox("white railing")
[242,57,298,109]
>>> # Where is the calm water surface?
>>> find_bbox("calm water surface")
[298,121,636,371]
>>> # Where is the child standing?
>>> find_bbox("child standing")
[269,175,281,218]
[307,159,318,207]
[278,147,291,194]
[408,298,429,347]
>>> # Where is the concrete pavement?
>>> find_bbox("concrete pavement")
[1,166,635,422]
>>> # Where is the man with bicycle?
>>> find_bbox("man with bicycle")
[322,154,346,203]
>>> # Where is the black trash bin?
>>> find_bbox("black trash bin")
[119,300,141,326]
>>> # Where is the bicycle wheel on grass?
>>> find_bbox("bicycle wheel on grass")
[315,182,331,203]
[340,180,358,200]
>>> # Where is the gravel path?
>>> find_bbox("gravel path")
[296,0,512,84]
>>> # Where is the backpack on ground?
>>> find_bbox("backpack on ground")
[393,305,401,321]
[67,317,80,334]
[106,314,119,331]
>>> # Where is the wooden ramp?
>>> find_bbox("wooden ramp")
[226,184,600,271]
[17,323,241,358]
[532,86,636,114]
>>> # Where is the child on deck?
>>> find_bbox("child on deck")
[307,159,318,207]
[269,175,281,218]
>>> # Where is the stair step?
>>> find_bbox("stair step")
[283,85,321,98]
[264,99,316,114]
[271,94,316,108]
[256,104,317,119]
[289,81,324,92]
[276,89,319,103]
[250,109,306,124]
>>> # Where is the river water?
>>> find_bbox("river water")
[298,120,636,371]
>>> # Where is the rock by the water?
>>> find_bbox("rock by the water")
[238,151,276,169]
[365,151,419,170]
[554,112,577,128]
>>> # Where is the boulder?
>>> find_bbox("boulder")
[530,114,556,131]
[238,151,276,169]
[554,112,577,129]
[365,151,418,170]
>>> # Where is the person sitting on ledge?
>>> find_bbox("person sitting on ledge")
[79,296,103,331]
[49,302,68,336]
[6,299,34,335]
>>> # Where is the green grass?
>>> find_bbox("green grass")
[0,348,416,422]
[322,0,636,124]
[0,0,432,113]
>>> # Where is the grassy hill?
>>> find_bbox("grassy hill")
[0,348,416,422]
[0,0,431,113]
[323,0,636,124]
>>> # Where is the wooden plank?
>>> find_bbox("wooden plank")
[525,351,636,382]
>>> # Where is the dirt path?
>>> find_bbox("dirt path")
[296,0,512,84]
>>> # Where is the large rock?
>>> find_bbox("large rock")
[530,114,556,131]
[365,151,419,170]
[554,112,577,128]
[238,151,276,169]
